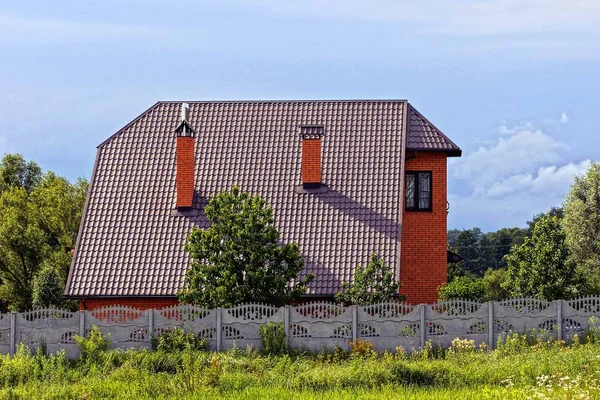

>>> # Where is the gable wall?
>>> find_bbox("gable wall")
[400,152,447,304]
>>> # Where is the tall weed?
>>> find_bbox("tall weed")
[259,322,287,355]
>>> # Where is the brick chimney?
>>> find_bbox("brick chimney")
[300,125,324,187]
[175,103,195,208]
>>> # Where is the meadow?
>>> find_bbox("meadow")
[1,331,600,399]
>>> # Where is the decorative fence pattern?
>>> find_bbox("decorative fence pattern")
[1,297,600,357]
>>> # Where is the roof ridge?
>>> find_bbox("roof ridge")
[156,99,409,104]
[96,100,410,149]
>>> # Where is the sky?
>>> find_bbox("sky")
[1,0,599,231]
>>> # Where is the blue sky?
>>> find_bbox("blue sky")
[1,1,599,231]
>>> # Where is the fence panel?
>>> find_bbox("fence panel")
[15,309,79,358]
[357,302,420,352]
[426,300,488,348]
[86,306,149,350]
[563,297,600,341]
[0,312,9,355]
[494,298,557,343]
[153,305,218,350]
[289,302,353,351]
[221,304,284,350]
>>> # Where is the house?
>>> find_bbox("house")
[64,100,461,309]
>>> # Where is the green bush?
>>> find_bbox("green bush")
[438,276,485,302]
[348,339,374,359]
[74,325,110,363]
[0,344,70,388]
[153,327,210,352]
[31,265,65,310]
[259,322,287,355]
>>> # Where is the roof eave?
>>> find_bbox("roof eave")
[63,294,180,300]
[406,148,462,157]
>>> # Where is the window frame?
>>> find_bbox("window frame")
[405,171,433,212]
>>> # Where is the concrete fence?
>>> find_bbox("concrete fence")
[1,297,600,358]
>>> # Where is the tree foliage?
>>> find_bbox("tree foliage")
[335,253,401,305]
[563,162,600,285]
[0,154,87,311]
[32,265,65,309]
[482,268,510,301]
[0,153,41,194]
[438,268,510,302]
[505,215,587,300]
[438,276,485,302]
[447,227,526,277]
[178,186,313,308]
[527,207,563,236]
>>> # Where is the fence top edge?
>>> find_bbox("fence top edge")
[6,297,600,318]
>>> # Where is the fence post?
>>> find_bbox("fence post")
[352,305,358,342]
[148,309,154,349]
[216,307,222,351]
[79,310,85,337]
[488,301,494,349]
[557,300,563,341]
[284,306,290,349]
[420,304,426,348]
[9,312,16,357]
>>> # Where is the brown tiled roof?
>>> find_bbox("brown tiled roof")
[407,105,461,156]
[65,100,460,298]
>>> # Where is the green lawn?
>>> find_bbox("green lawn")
[1,338,599,399]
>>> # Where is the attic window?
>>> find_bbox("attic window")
[405,171,432,211]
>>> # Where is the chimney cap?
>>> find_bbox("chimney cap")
[299,125,324,139]
[175,103,195,137]
[181,103,190,122]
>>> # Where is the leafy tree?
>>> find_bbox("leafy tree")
[0,154,41,194]
[448,226,528,277]
[505,215,587,300]
[482,268,510,301]
[527,207,563,235]
[439,268,510,302]
[438,276,485,302]
[446,263,464,282]
[454,228,485,275]
[32,265,64,309]
[179,186,313,308]
[0,154,87,311]
[486,228,527,268]
[563,162,600,284]
[0,186,49,310]
[335,253,402,305]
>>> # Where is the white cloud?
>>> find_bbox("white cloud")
[448,120,591,230]
[451,123,567,188]
[482,161,590,198]
[560,112,569,124]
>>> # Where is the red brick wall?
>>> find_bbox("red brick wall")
[401,152,448,304]
[301,139,322,183]
[176,136,195,207]
[80,297,179,310]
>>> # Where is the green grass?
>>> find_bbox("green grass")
[1,338,600,399]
